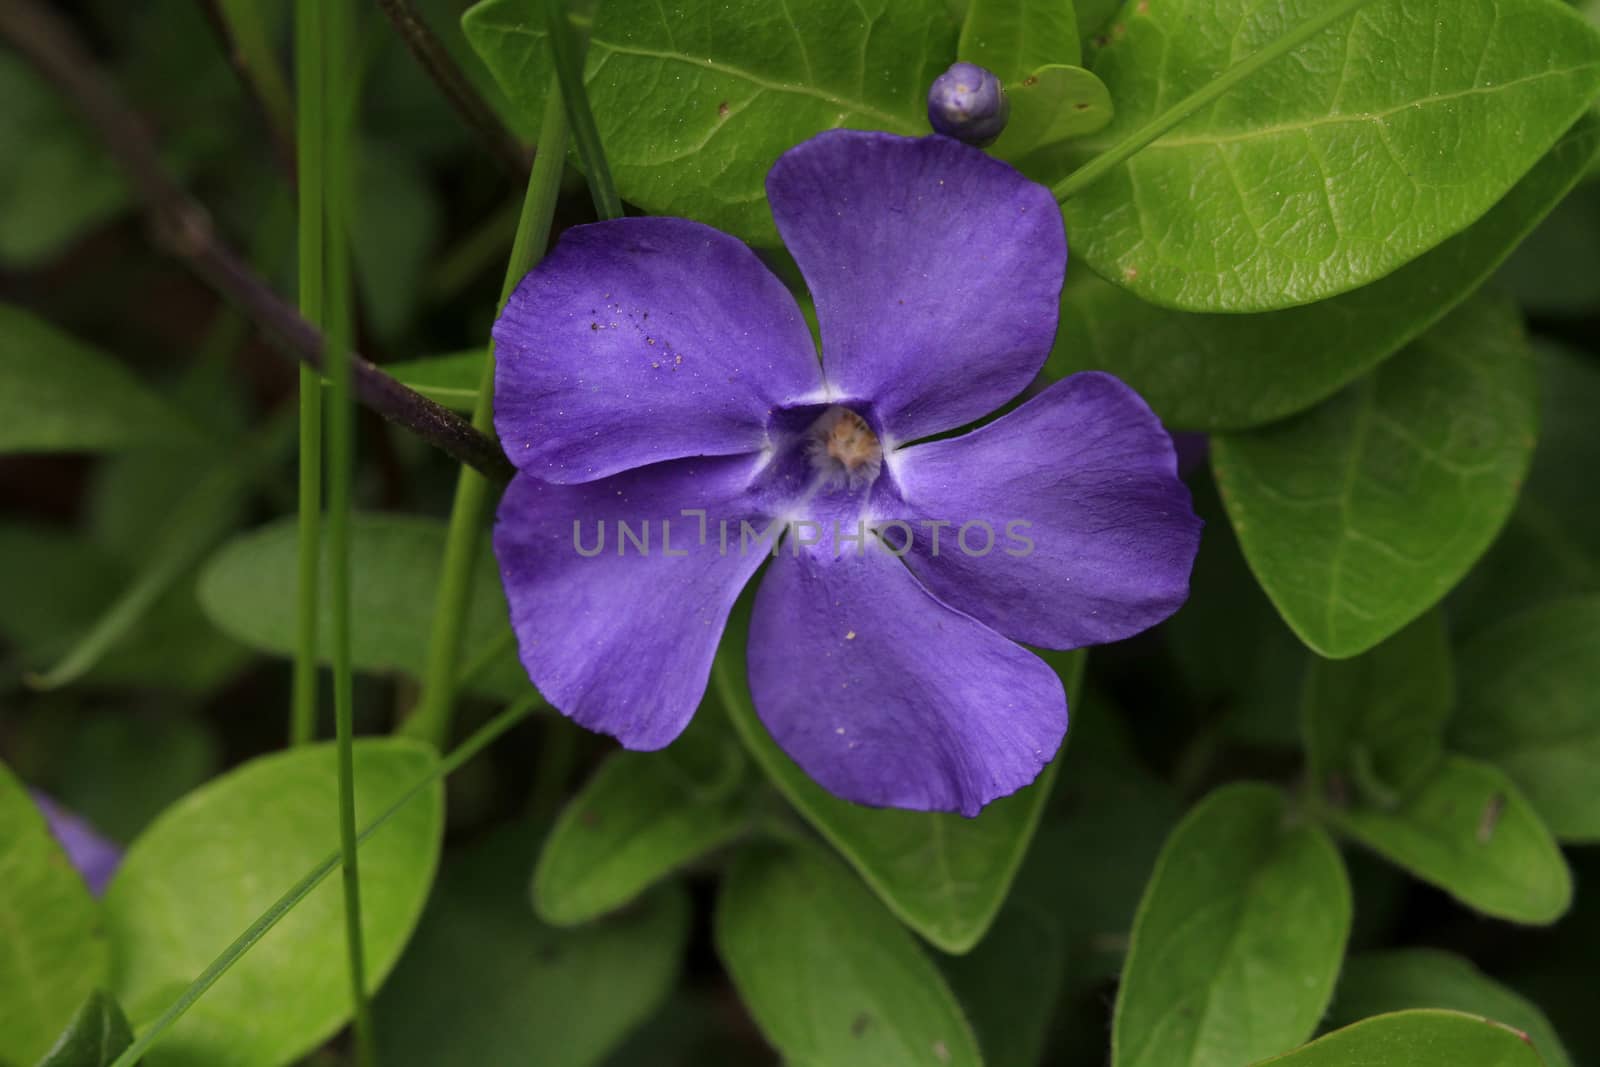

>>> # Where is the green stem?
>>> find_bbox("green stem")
[1053,0,1380,201]
[403,77,571,748]
[104,693,544,1067]
[320,0,375,1062]
[544,0,621,219]
[291,0,325,748]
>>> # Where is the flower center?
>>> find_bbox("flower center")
[807,406,882,489]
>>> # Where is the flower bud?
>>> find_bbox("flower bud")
[927,62,1009,147]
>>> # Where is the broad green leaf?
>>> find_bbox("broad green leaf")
[0,305,192,454]
[1330,949,1573,1067]
[1452,344,1600,633]
[1451,596,1600,841]
[1063,0,1600,312]
[714,596,1086,953]
[376,828,689,1067]
[1333,755,1571,924]
[1249,1009,1544,1067]
[993,65,1115,163]
[103,739,443,1067]
[36,990,135,1067]
[463,0,956,245]
[197,513,528,700]
[941,903,1064,1067]
[1112,783,1351,1067]
[1302,611,1452,803]
[0,54,127,265]
[958,0,1081,79]
[1212,296,1538,658]
[533,711,751,925]
[386,350,486,414]
[0,764,109,1067]
[1048,115,1600,430]
[716,840,982,1067]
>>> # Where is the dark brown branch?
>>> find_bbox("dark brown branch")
[375,0,531,180]
[0,0,514,484]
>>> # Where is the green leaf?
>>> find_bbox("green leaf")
[993,65,1115,163]
[0,763,109,1067]
[1330,949,1573,1067]
[1332,754,1571,925]
[1302,611,1452,803]
[197,513,528,700]
[1048,114,1600,431]
[941,903,1064,1067]
[1249,1009,1545,1067]
[1063,0,1600,312]
[1212,296,1538,658]
[716,840,982,1067]
[376,828,689,1067]
[36,990,135,1067]
[533,711,751,925]
[714,595,1086,953]
[1451,343,1600,632]
[0,305,192,455]
[463,0,956,245]
[1450,596,1600,842]
[386,350,486,414]
[0,54,127,266]
[1112,783,1351,1067]
[959,0,1081,79]
[103,739,444,1067]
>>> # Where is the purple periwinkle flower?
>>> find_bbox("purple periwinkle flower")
[927,62,1010,146]
[31,790,121,896]
[492,130,1200,816]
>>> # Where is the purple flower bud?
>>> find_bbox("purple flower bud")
[31,790,122,896]
[927,62,1010,147]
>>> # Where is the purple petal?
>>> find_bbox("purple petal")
[890,373,1202,649]
[494,217,824,483]
[766,130,1066,444]
[31,790,122,896]
[494,455,775,749]
[747,537,1067,816]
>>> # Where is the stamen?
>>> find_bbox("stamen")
[806,407,883,489]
